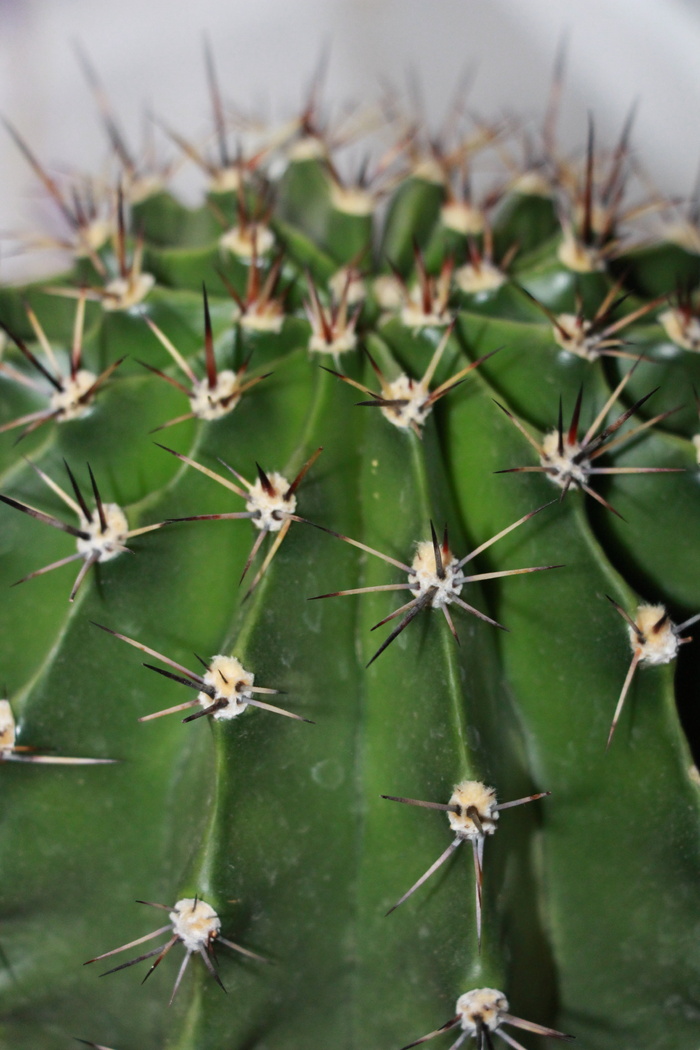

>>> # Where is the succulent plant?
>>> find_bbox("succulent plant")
[0,52,700,1050]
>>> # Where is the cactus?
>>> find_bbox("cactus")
[0,54,699,1050]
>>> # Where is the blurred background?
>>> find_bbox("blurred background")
[1,0,699,277]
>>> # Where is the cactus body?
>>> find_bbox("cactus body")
[0,69,699,1050]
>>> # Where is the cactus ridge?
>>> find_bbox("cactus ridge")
[0,48,699,1050]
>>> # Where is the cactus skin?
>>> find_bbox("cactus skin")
[0,71,700,1050]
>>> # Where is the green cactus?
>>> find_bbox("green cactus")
[0,56,699,1050]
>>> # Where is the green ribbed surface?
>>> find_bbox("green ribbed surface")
[0,110,698,1050]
